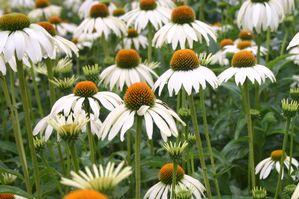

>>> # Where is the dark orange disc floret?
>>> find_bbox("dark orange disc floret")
[113,8,126,17]
[239,30,254,40]
[159,163,185,185]
[220,39,234,49]
[0,194,15,199]
[140,0,157,10]
[271,150,285,161]
[37,21,56,36]
[171,6,195,24]
[72,38,78,44]
[237,40,252,50]
[0,13,31,31]
[73,81,98,97]
[116,49,141,69]
[170,49,199,71]
[35,0,50,8]
[127,28,139,38]
[90,3,109,18]
[232,50,256,68]
[48,16,63,24]
[64,190,108,199]
[124,82,156,110]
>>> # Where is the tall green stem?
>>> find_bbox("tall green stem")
[274,118,291,199]
[199,89,222,199]
[135,116,142,199]
[266,28,271,63]
[199,0,205,20]
[147,24,153,62]
[45,59,56,106]
[86,109,96,164]
[241,82,256,189]
[188,94,212,199]
[101,37,110,63]
[68,142,79,172]
[280,26,289,55]
[289,123,295,175]
[16,61,41,198]
[29,67,44,117]
[171,161,178,199]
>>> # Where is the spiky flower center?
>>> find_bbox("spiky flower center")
[170,49,199,71]
[72,38,78,44]
[220,39,234,49]
[239,30,254,40]
[116,49,141,69]
[171,6,195,24]
[113,8,125,17]
[48,16,62,24]
[35,0,49,8]
[73,81,98,97]
[232,50,256,68]
[64,190,107,199]
[37,21,56,36]
[159,163,185,185]
[127,28,139,38]
[0,13,30,31]
[124,82,156,110]
[140,0,157,10]
[271,150,285,161]
[90,3,109,18]
[0,194,14,199]
[237,40,252,50]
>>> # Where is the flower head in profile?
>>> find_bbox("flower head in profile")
[100,49,157,91]
[10,0,34,8]
[287,32,299,65]
[218,50,275,86]
[210,38,234,66]
[28,0,61,21]
[64,189,107,199]
[0,172,17,185]
[153,5,216,49]
[252,187,267,199]
[144,163,205,199]
[48,16,77,37]
[100,82,185,141]
[154,49,218,96]
[61,161,132,193]
[223,40,267,56]
[255,150,299,180]
[78,0,117,19]
[163,141,188,161]
[121,28,148,50]
[281,99,298,118]
[277,0,294,15]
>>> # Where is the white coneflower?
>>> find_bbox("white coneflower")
[288,47,299,65]
[78,0,117,19]
[210,38,234,66]
[234,30,256,44]
[255,150,299,180]
[64,190,108,199]
[122,28,148,50]
[121,0,171,32]
[71,36,93,50]
[63,0,81,13]
[287,32,299,50]
[50,81,122,119]
[75,3,126,40]
[28,0,61,21]
[223,40,267,56]
[211,22,233,34]
[292,183,299,199]
[61,161,132,193]
[154,49,218,96]
[144,163,206,199]
[100,82,185,141]
[237,0,284,33]
[153,5,216,49]
[10,0,34,8]
[277,0,294,15]
[218,50,275,86]
[100,49,157,91]
[48,16,77,37]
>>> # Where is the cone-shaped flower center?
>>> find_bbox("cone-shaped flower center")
[0,13,30,31]
[171,6,195,24]
[35,0,49,8]
[127,28,139,38]
[116,49,141,69]
[170,49,199,71]
[271,150,285,161]
[140,0,157,10]
[237,40,252,50]
[124,82,156,110]
[220,39,233,49]
[48,16,62,24]
[64,190,108,199]
[0,194,14,199]
[73,81,98,97]
[239,30,254,40]
[213,22,222,27]
[113,8,125,17]
[232,50,256,68]
[72,38,78,44]
[37,21,56,36]
[90,3,109,18]
[159,163,185,185]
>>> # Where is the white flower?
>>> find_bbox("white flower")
[210,38,235,66]
[10,0,34,8]
[0,54,31,76]
[154,49,218,97]
[218,50,275,86]
[288,32,299,50]
[144,163,205,199]
[237,0,284,33]
[121,0,171,32]
[223,40,267,56]
[48,16,77,37]
[277,0,295,15]
[255,150,299,180]
[211,23,233,34]
[153,5,216,50]
[288,47,299,65]
[75,3,126,40]
[72,36,93,50]
[158,0,176,8]
[120,28,148,50]
[78,0,117,19]
[100,82,185,142]
[100,49,157,91]
[292,182,299,199]
[63,0,82,13]
[61,161,132,193]
[28,0,61,21]
[50,81,122,120]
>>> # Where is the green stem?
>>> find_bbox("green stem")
[266,28,271,63]
[87,118,96,164]
[171,161,178,199]
[280,27,289,55]
[57,142,66,174]
[29,67,44,117]
[127,132,131,165]
[147,24,153,62]
[241,82,256,189]
[0,75,31,193]
[16,61,41,198]
[45,59,56,106]
[101,37,110,63]
[199,0,205,20]
[188,94,212,199]
[199,90,222,199]
[274,118,291,199]
[135,116,142,199]
[289,123,295,175]
[68,142,79,172]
